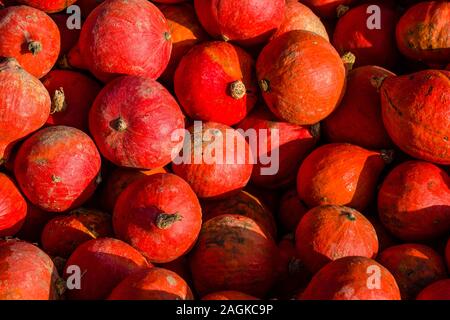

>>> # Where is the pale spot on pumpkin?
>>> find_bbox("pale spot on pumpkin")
[166,276,177,286]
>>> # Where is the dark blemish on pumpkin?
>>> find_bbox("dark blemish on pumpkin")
[383,89,403,117]
[444,136,448,142]
[163,31,171,41]
[52,175,62,183]
[35,159,47,165]
[340,210,356,221]
[425,86,433,96]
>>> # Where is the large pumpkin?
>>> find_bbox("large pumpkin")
[189,214,277,297]
[257,30,346,125]
[113,173,202,263]
[194,0,285,46]
[300,256,401,300]
[296,205,378,273]
[378,161,450,241]
[16,0,77,13]
[78,0,172,82]
[89,76,185,169]
[0,173,27,237]
[14,126,102,212]
[0,6,60,78]
[380,70,450,165]
[323,66,395,149]
[297,143,391,211]
[0,58,50,163]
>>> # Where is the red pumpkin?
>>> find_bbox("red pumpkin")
[300,256,401,300]
[100,167,168,213]
[0,240,61,300]
[174,41,257,126]
[201,190,277,239]
[297,143,391,211]
[378,244,447,300]
[42,70,101,131]
[172,122,253,199]
[155,0,190,3]
[278,188,308,233]
[16,0,76,12]
[323,66,395,149]
[378,161,450,241]
[417,279,450,300]
[272,1,329,41]
[78,0,172,82]
[0,58,50,163]
[236,107,319,188]
[272,234,312,299]
[300,0,358,19]
[194,0,285,46]
[158,3,210,85]
[202,291,259,300]
[64,238,150,300]
[14,126,102,212]
[0,173,27,237]
[380,70,450,165]
[396,1,450,65]
[257,30,346,125]
[189,214,277,297]
[366,215,397,252]
[114,173,202,263]
[66,41,87,70]
[296,205,378,273]
[89,76,185,169]
[108,267,193,300]
[333,3,398,68]
[15,203,52,243]
[51,13,81,57]
[41,208,113,258]
[0,6,60,78]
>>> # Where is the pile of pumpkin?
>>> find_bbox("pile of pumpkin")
[0,0,449,300]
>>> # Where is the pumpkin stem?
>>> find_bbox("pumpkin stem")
[222,35,230,42]
[55,277,67,297]
[380,149,394,164]
[164,31,171,41]
[155,212,183,229]
[51,88,67,114]
[370,75,388,91]
[341,52,356,73]
[110,117,127,132]
[229,80,246,99]
[259,79,270,93]
[341,210,356,221]
[336,5,349,18]
[309,123,321,138]
[28,40,43,56]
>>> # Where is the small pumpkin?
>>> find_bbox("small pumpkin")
[0,173,27,237]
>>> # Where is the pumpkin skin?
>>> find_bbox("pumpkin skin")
[202,291,259,300]
[417,279,450,300]
[278,188,308,233]
[42,70,101,131]
[174,41,257,126]
[333,3,398,68]
[89,76,185,169]
[14,126,102,212]
[108,267,193,300]
[0,173,27,237]
[64,238,150,300]
[272,1,329,41]
[300,0,358,19]
[155,0,190,3]
[323,66,395,149]
[378,244,447,300]
[77,0,105,17]
[172,122,253,199]
[236,107,319,188]
[296,205,379,273]
[100,167,167,213]
[0,58,50,163]
[0,6,60,78]
[244,184,281,213]
[380,70,450,165]
[157,255,192,287]
[0,240,61,300]
[257,30,346,125]
[113,173,202,263]
[300,256,401,300]
[16,0,77,13]
[194,0,285,46]
[41,209,113,258]
[297,143,390,211]
[78,0,172,82]
[201,190,277,239]
[189,214,278,297]
[378,161,450,241]
[396,1,450,65]
[158,3,210,86]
